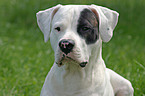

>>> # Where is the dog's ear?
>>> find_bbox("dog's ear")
[36,4,62,42]
[90,5,119,42]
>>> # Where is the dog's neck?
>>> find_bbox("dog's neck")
[52,40,106,93]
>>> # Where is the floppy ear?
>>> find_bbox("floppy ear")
[90,4,119,42]
[36,4,62,42]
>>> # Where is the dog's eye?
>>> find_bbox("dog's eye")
[55,27,61,32]
[81,27,91,31]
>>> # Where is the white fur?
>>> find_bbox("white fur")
[90,4,119,42]
[36,5,134,96]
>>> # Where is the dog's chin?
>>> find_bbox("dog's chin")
[55,56,88,68]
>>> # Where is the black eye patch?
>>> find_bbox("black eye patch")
[77,8,99,44]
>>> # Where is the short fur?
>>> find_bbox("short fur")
[36,4,134,96]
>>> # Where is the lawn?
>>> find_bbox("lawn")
[0,0,144,96]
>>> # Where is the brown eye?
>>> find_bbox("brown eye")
[55,27,61,31]
[82,27,91,31]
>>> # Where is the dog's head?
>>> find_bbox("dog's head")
[36,5,119,68]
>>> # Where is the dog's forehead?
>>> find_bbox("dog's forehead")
[53,5,89,22]
[60,5,88,12]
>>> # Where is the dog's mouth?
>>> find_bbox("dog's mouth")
[56,54,88,68]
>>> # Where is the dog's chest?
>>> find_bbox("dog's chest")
[46,65,112,96]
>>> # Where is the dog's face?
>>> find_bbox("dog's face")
[50,5,100,67]
[36,5,119,68]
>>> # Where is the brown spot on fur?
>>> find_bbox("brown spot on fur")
[51,6,61,20]
[89,7,99,24]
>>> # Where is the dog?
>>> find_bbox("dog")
[36,4,134,96]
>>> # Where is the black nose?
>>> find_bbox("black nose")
[59,39,75,55]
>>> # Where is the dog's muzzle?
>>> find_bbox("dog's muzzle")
[58,39,88,68]
[59,39,75,55]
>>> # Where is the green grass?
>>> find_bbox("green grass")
[0,0,144,95]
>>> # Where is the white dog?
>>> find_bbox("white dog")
[36,4,134,96]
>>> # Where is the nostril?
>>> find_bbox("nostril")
[59,39,75,55]
[67,43,74,49]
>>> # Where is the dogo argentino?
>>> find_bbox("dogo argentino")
[36,4,134,96]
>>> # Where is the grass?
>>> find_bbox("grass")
[0,0,144,95]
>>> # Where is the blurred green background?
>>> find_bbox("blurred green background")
[0,0,145,95]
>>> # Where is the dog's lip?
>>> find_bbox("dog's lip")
[79,61,88,68]
[56,54,88,67]
[56,56,77,65]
